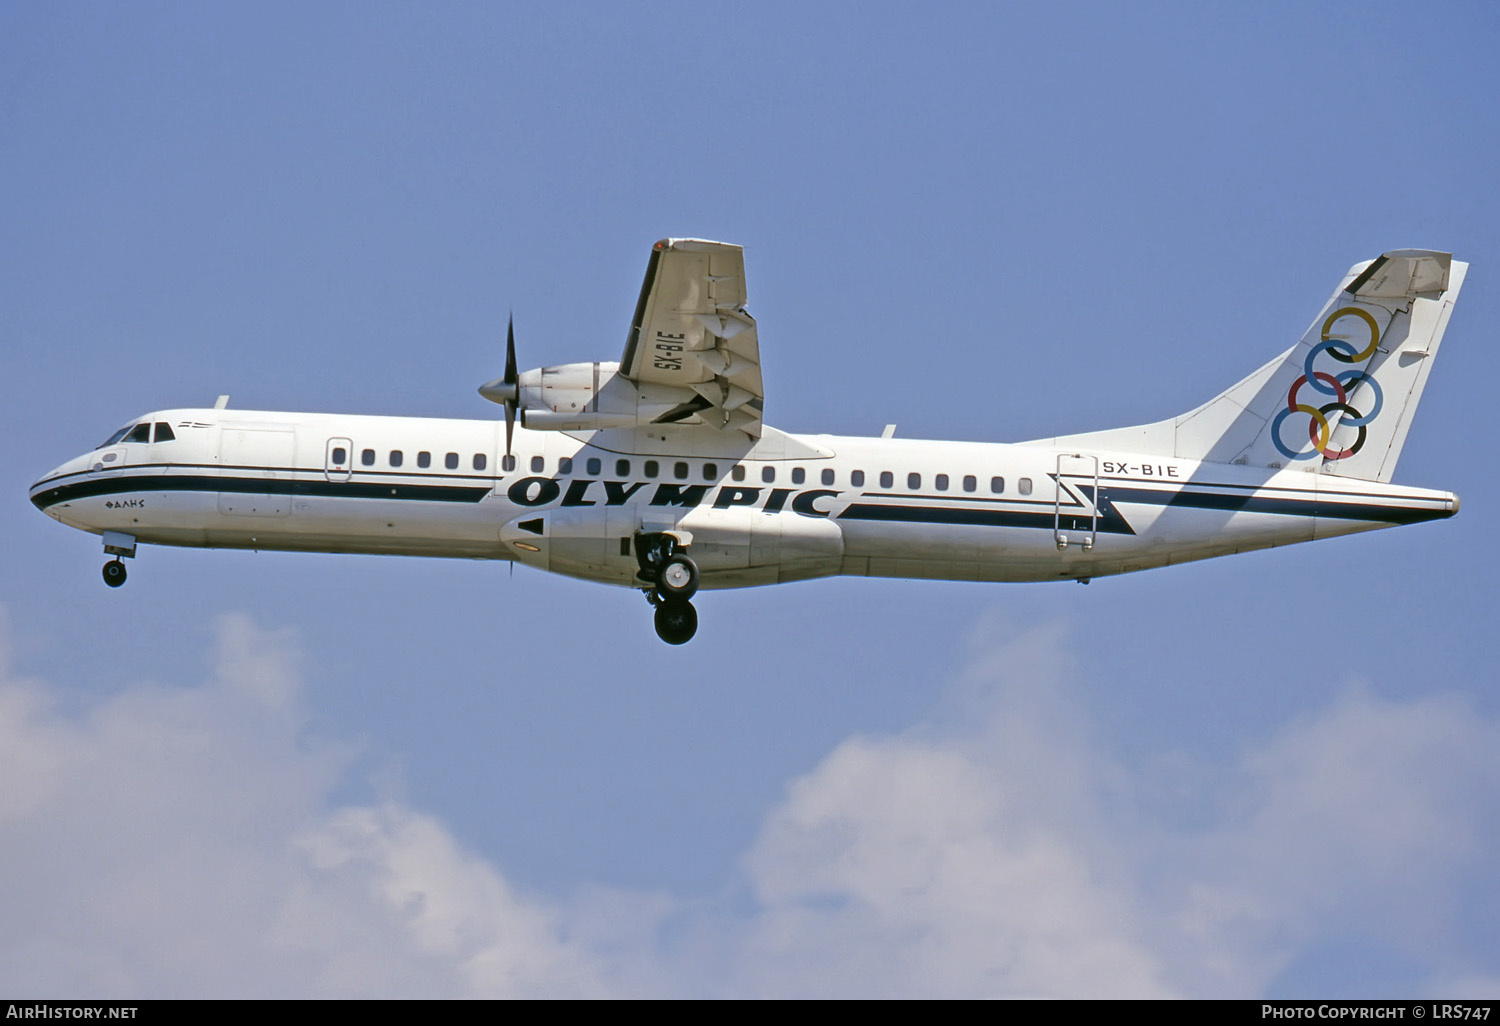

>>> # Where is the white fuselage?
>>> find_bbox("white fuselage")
[30,407,1458,589]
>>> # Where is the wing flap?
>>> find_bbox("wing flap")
[620,239,764,437]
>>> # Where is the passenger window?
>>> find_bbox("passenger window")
[908,473,921,490]
[963,475,976,492]
[362,449,376,466]
[332,447,347,465]
[822,468,835,486]
[559,457,573,475]
[851,470,865,487]
[703,463,718,480]
[153,423,176,443]
[990,476,1005,493]
[732,465,746,481]
[879,471,893,488]
[473,454,487,471]
[674,461,688,479]
[762,466,775,483]
[390,450,403,467]
[936,474,949,491]
[645,460,659,478]
[1019,477,1033,495]
[502,455,516,472]
[791,467,805,485]
[417,451,431,468]
[586,457,601,475]
[126,423,151,444]
[445,452,459,470]
[616,459,630,476]
[531,456,544,473]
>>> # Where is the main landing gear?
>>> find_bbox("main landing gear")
[636,532,700,645]
[651,593,698,645]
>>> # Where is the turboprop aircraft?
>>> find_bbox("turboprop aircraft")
[30,240,1464,644]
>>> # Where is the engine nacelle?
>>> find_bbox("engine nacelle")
[507,361,633,430]
[520,409,642,430]
[480,359,718,433]
[518,361,613,413]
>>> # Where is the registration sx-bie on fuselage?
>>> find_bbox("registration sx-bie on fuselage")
[30,241,1463,643]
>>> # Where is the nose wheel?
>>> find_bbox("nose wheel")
[102,559,127,588]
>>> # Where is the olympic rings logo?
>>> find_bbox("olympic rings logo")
[1271,307,1385,461]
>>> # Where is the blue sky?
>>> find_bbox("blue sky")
[3,1,1499,997]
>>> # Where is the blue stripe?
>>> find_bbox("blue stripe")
[31,473,491,511]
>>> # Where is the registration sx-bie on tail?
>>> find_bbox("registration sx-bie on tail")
[31,242,1464,643]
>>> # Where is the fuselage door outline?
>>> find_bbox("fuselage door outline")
[325,436,353,483]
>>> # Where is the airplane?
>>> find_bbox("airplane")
[30,240,1464,644]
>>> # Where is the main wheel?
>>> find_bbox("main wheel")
[657,554,700,601]
[653,599,698,645]
[102,559,127,588]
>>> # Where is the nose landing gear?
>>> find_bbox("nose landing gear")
[101,532,136,589]
[636,531,700,644]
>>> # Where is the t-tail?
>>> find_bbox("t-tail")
[1029,250,1466,482]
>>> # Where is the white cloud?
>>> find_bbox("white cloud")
[0,611,606,998]
[0,606,1495,997]
[1164,685,1500,995]
[724,614,1500,998]
[291,804,609,997]
[725,614,1174,998]
[733,734,1175,997]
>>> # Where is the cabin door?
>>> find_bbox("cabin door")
[324,437,353,483]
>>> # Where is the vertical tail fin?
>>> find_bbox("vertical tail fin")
[1030,250,1466,482]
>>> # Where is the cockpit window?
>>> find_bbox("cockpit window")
[154,422,176,443]
[97,424,134,449]
[125,423,152,444]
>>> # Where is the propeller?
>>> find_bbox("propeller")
[501,314,518,457]
[478,314,521,458]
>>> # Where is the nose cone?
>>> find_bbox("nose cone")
[31,469,67,513]
[30,455,90,518]
[1447,491,1461,517]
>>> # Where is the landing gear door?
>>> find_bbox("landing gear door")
[325,437,353,483]
[1055,453,1099,550]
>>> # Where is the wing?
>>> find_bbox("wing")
[620,238,764,438]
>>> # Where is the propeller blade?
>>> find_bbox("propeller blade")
[504,313,518,457]
[505,314,518,386]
